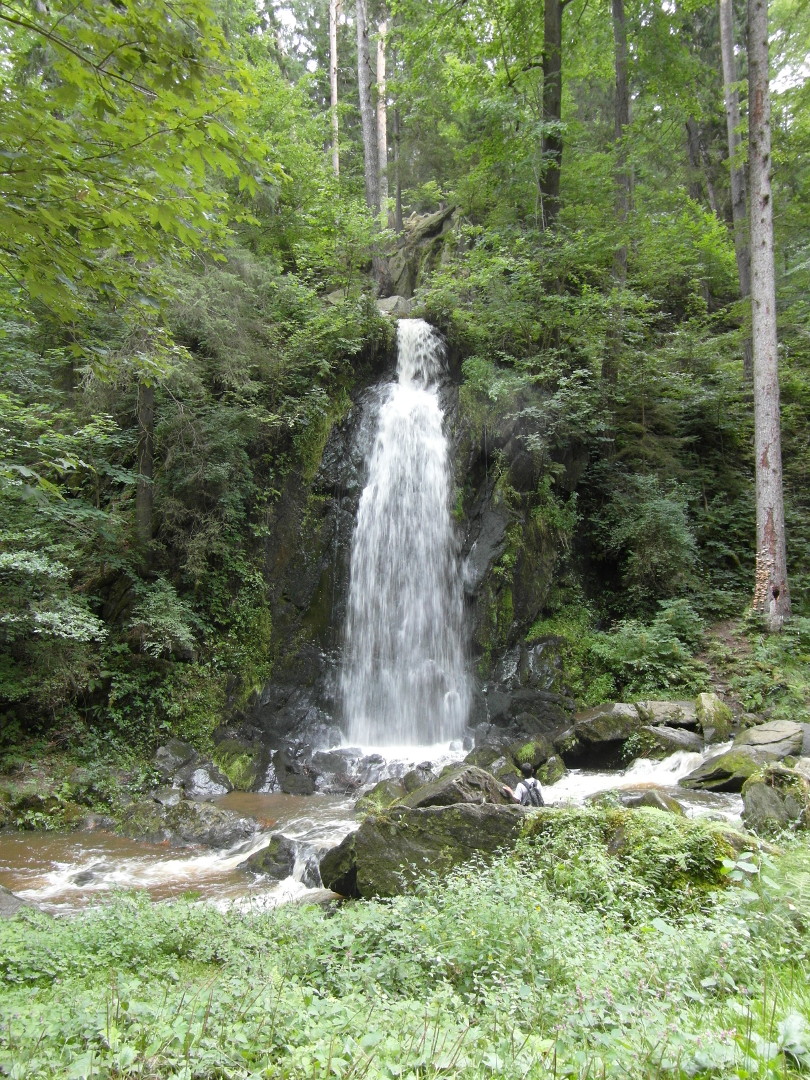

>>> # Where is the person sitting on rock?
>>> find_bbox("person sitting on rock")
[503,762,544,806]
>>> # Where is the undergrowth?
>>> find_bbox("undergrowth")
[1,816,809,1079]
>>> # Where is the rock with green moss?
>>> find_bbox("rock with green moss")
[118,797,258,848]
[355,778,408,816]
[508,736,554,768]
[536,755,567,785]
[213,738,268,792]
[638,725,704,757]
[635,700,698,728]
[571,704,643,759]
[319,802,529,898]
[680,748,769,792]
[238,834,297,879]
[742,765,810,834]
[695,693,733,743]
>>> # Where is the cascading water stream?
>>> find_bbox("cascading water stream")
[341,319,470,746]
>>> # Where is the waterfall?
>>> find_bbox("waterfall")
[341,319,470,747]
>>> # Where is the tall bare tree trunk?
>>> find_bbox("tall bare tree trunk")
[356,0,379,213]
[377,17,389,220]
[393,104,404,232]
[604,0,632,385]
[540,0,570,228]
[329,0,340,177]
[135,382,155,559]
[748,0,790,629]
[719,0,753,377]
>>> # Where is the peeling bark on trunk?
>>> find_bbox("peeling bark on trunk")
[719,0,753,378]
[330,0,340,177]
[748,0,790,630]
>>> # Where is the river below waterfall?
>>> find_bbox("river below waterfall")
[0,750,742,916]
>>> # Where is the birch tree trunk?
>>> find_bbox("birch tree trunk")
[329,0,340,177]
[356,0,379,213]
[377,17,389,220]
[748,0,790,629]
[719,0,753,377]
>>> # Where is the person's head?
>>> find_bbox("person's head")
[520,762,535,779]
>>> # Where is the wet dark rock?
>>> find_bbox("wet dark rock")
[319,802,528,899]
[118,798,258,848]
[620,790,686,815]
[153,740,197,782]
[272,746,317,796]
[461,503,512,597]
[355,778,408,815]
[238,834,298,880]
[400,765,512,809]
[212,729,271,792]
[70,862,108,886]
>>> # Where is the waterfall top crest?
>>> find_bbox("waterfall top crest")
[396,318,445,388]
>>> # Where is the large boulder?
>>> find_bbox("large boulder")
[238,834,298,880]
[635,700,699,729]
[680,748,770,792]
[118,797,258,848]
[742,764,810,834]
[638,725,704,757]
[734,720,807,760]
[153,740,233,798]
[319,803,529,898]
[400,765,512,809]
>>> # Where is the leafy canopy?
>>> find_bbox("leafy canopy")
[0,0,269,317]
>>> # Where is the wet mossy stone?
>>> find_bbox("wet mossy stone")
[355,778,408,816]
[635,700,698,728]
[238,833,298,880]
[695,693,733,744]
[508,736,554,769]
[319,803,528,898]
[680,748,770,792]
[536,755,567,785]
[118,798,258,848]
[639,725,704,757]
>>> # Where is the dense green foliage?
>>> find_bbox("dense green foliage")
[0,0,809,756]
[1,816,809,1078]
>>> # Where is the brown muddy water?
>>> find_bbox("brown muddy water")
[0,793,357,915]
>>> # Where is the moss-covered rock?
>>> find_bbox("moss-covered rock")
[212,738,267,792]
[536,754,567,785]
[742,765,810,834]
[319,803,529,898]
[238,834,297,879]
[117,797,258,848]
[695,693,733,743]
[734,720,806,761]
[680,748,769,792]
[355,778,408,816]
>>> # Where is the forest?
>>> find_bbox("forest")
[1,0,810,1075]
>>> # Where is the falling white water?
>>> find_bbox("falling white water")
[341,319,470,746]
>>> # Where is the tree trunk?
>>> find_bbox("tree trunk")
[685,117,720,215]
[135,382,155,558]
[330,0,340,177]
[393,104,404,232]
[748,0,790,629]
[356,0,379,213]
[377,17,389,220]
[540,0,569,228]
[719,0,753,378]
[604,0,631,385]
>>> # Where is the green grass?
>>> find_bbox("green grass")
[1,813,809,1079]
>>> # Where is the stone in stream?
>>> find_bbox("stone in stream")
[742,763,810,834]
[118,797,258,848]
[733,719,807,760]
[0,883,44,918]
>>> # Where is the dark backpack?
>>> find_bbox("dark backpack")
[520,778,544,807]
